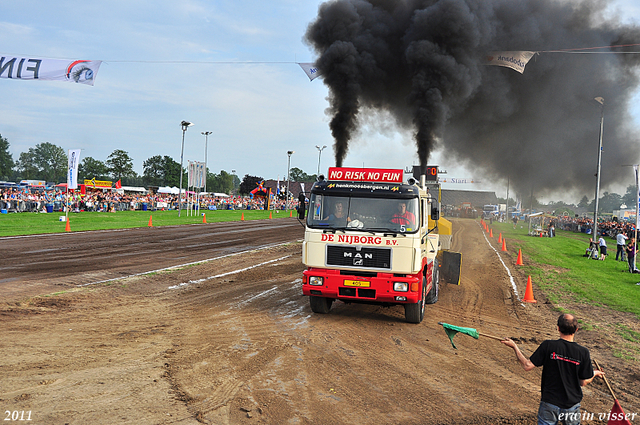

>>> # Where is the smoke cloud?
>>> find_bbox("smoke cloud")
[304,0,640,197]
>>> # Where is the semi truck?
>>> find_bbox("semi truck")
[300,166,461,323]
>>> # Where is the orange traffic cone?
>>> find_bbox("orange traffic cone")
[289,210,293,218]
[516,249,524,265]
[523,276,537,303]
[501,238,507,252]
[498,233,502,243]
[489,229,493,238]
[148,215,153,227]
[65,218,71,232]
[202,214,207,224]
[269,211,273,219]
[241,212,245,221]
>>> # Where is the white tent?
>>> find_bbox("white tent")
[158,186,181,194]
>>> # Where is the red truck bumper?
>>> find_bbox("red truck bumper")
[302,267,426,304]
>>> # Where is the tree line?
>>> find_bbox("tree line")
[0,135,239,194]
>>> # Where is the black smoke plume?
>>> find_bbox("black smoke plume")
[305,0,640,197]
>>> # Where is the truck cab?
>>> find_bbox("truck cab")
[301,167,457,323]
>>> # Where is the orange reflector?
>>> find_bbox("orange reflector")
[410,281,419,292]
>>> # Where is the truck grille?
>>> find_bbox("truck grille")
[326,245,392,270]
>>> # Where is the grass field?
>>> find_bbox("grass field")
[0,208,294,236]
[488,221,640,319]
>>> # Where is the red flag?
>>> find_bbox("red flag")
[608,400,632,425]
[115,179,122,189]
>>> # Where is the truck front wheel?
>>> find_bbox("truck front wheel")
[309,296,333,314]
[404,277,426,323]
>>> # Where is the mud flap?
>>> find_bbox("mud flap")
[440,251,462,285]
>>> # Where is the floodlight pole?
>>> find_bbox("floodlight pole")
[179,120,193,217]
[286,150,294,211]
[634,165,639,272]
[315,145,327,176]
[202,131,212,193]
[592,98,604,241]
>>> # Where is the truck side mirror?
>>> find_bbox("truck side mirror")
[431,202,440,221]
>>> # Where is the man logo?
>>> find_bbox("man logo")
[354,259,363,266]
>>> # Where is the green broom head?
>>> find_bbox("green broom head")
[439,322,479,349]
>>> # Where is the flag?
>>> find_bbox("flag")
[486,51,536,74]
[115,180,122,189]
[67,149,81,189]
[0,54,102,85]
[298,63,321,81]
[439,322,479,349]
[607,400,632,425]
[276,176,280,195]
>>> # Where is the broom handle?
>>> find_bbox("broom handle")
[593,359,616,400]
[478,331,505,341]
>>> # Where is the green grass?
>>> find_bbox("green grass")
[0,209,294,236]
[488,221,640,318]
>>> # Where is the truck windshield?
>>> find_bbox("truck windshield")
[307,194,420,233]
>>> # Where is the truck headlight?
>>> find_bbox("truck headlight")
[393,282,408,292]
[309,276,324,286]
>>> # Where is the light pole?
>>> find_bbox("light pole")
[286,150,294,211]
[592,97,604,241]
[315,145,327,176]
[201,131,212,193]
[179,120,193,217]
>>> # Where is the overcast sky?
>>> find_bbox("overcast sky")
[1,0,639,200]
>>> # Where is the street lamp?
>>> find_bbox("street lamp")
[592,97,604,241]
[315,145,327,176]
[286,150,294,211]
[201,131,212,193]
[179,120,193,217]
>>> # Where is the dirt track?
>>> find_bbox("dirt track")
[1,218,638,424]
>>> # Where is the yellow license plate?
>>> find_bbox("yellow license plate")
[344,280,370,287]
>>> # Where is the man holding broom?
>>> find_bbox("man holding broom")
[501,313,604,425]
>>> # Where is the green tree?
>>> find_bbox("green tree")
[621,185,637,209]
[208,170,234,194]
[289,167,316,183]
[79,157,110,181]
[142,155,182,187]
[106,149,136,181]
[598,191,622,213]
[16,142,66,183]
[143,155,165,186]
[0,134,14,180]
[239,175,263,195]
[577,196,590,208]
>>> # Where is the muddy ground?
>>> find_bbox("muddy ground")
[1,218,638,424]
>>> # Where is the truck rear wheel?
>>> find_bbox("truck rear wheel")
[425,259,439,304]
[404,277,426,323]
[309,296,333,314]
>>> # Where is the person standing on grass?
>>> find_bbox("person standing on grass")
[598,235,607,260]
[501,314,604,425]
[616,231,628,261]
[626,238,637,273]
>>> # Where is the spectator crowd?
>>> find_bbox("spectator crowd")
[1,187,298,214]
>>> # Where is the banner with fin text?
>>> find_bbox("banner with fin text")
[0,54,102,86]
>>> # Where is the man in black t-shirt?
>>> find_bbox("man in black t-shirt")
[501,314,604,424]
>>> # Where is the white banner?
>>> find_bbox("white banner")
[0,54,102,86]
[188,161,206,189]
[67,149,82,189]
[486,51,535,74]
[298,63,321,81]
